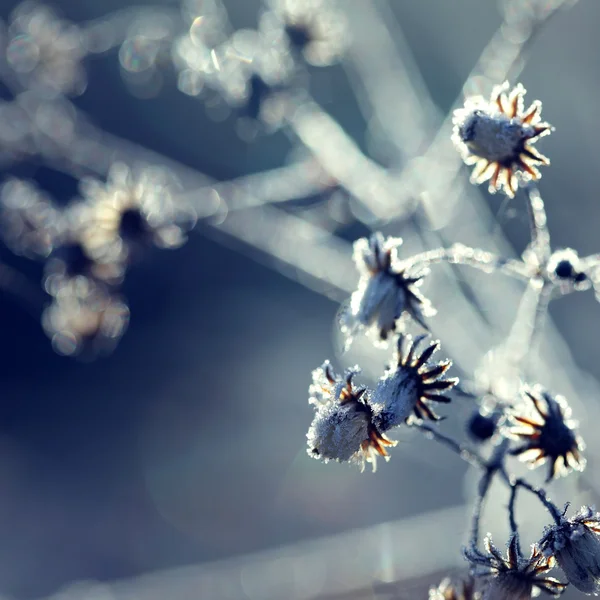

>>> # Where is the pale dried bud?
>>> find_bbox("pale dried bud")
[341,232,435,347]
[371,334,457,428]
[306,362,395,472]
[539,506,600,595]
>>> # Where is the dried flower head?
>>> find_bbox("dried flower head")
[452,82,552,198]
[42,278,129,357]
[307,361,396,472]
[429,577,480,600]
[263,0,349,67]
[6,2,87,96]
[504,386,585,482]
[0,178,61,259]
[341,232,435,346]
[465,535,566,599]
[79,163,194,268]
[539,506,600,595]
[371,334,457,429]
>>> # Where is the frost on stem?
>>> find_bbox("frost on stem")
[503,385,586,482]
[306,361,396,472]
[465,534,566,599]
[340,232,435,347]
[452,82,553,198]
[371,333,458,428]
[539,506,600,595]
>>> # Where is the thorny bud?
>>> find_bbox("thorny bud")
[452,82,553,198]
[340,232,435,348]
[465,534,566,599]
[371,333,457,429]
[503,385,586,482]
[306,361,395,472]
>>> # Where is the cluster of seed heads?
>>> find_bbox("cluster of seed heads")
[304,81,600,598]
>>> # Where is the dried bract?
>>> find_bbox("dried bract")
[452,82,552,198]
[504,385,585,482]
[539,506,600,595]
[307,361,396,472]
[466,535,566,599]
[371,334,457,428]
[341,232,435,346]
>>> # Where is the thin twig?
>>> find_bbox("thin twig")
[499,467,562,525]
[508,484,522,556]
[412,422,484,469]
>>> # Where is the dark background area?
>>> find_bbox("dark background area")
[0,1,599,598]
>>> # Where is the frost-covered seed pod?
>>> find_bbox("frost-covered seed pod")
[465,535,566,599]
[341,232,435,346]
[503,385,585,482]
[371,333,457,429]
[306,361,395,472]
[452,82,553,198]
[539,506,600,595]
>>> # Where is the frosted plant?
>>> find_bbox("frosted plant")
[503,386,586,482]
[539,506,600,595]
[371,333,457,427]
[340,232,436,346]
[464,535,566,599]
[1,0,600,598]
[452,82,553,198]
[306,361,396,472]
